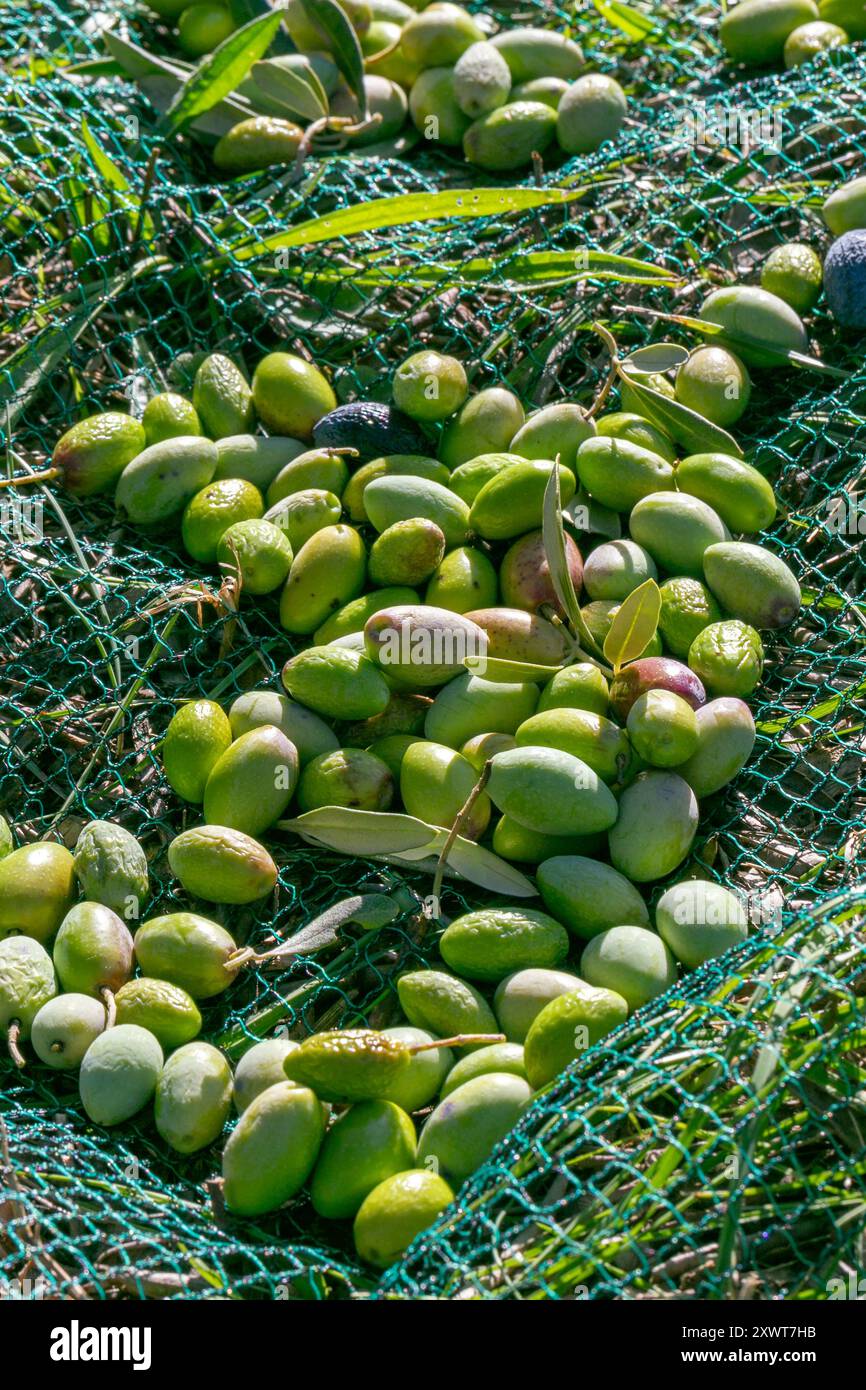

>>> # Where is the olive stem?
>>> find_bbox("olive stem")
[225,947,257,973]
[0,468,59,488]
[301,114,381,170]
[252,941,300,965]
[569,648,614,678]
[363,34,401,66]
[100,987,117,1030]
[537,604,614,678]
[585,322,620,419]
[409,1034,505,1054]
[431,759,493,913]
[7,1021,26,1069]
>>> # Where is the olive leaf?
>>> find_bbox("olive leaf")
[695,316,828,378]
[230,187,577,262]
[160,8,285,134]
[360,824,537,896]
[102,29,189,80]
[258,892,401,962]
[297,0,366,114]
[441,837,537,897]
[141,75,251,137]
[280,811,535,896]
[389,841,447,862]
[622,342,690,374]
[646,311,849,381]
[618,370,744,458]
[542,464,606,660]
[102,31,255,136]
[603,577,662,673]
[695,318,848,377]
[786,350,849,378]
[250,57,329,120]
[463,655,564,683]
[279,808,437,856]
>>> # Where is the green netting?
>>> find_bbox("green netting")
[1,0,865,1301]
[382,886,866,1300]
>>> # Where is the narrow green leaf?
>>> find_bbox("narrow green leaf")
[395,830,537,896]
[624,342,690,374]
[280,810,534,894]
[618,371,744,458]
[280,807,437,856]
[81,119,133,202]
[102,32,254,135]
[656,309,849,380]
[603,578,661,672]
[755,675,866,735]
[297,0,366,112]
[542,464,605,659]
[161,8,284,133]
[140,74,252,138]
[785,350,850,379]
[463,655,564,684]
[250,56,328,119]
[699,317,845,375]
[228,186,579,261]
[592,0,656,40]
[388,837,447,863]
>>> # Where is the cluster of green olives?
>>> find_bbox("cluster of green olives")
[136,0,628,174]
[0,801,750,1270]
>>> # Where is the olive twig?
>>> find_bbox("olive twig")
[99,986,117,1030]
[299,114,382,173]
[409,1033,505,1053]
[539,605,614,678]
[224,946,258,974]
[7,1019,26,1069]
[585,321,620,419]
[431,760,493,915]
[0,468,59,488]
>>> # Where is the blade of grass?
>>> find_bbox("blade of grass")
[222,186,582,262]
[81,118,155,245]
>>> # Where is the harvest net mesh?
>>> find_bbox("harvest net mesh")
[0,0,865,1300]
